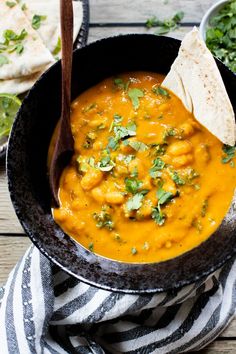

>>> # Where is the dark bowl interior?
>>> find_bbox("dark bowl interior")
[7,34,236,294]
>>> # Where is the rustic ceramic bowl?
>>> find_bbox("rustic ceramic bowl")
[7,34,236,294]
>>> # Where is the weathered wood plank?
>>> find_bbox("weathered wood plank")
[88,25,192,43]
[192,340,236,353]
[0,236,31,286]
[0,160,23,234]
[90,0,218,23]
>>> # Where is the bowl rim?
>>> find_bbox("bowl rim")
[6,33,236,294]
[199,0,230,40]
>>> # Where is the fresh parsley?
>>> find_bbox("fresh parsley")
[125,177,143,194]
[152,188,174,225]
[114,78,130,91]
[149,158,165,178]
[6,1,16,7]
[221,144,236,165]
[97,153,115,172]
[169,170,185,185]
[128,88,144,110]
[146,11,185,35]
[124,140,148,152]
[32,14,47,30]
[52,37,61,56]
[93,208,114,230]
[126,192,145,211]
[0,54,9,67]
[152,86,170,98]
[206,0,236,73]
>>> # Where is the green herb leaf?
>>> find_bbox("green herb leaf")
[6,1,16,8]
[93,208,114,230]
[88,242,94,252]
[126,193,144,211]
[125,140,148,152]
[152,86,170,98]
[128,88,144,110]
[169,170,185,185]
[201,199,208,217]
[0,54,9,67]
[21,3,27,10]
[146,11,184,35]
[149,158,165,178]
[152,206,165,225]
[221,144,236,165]
[152,187,174,225]
[3,28,28,42]
[114,78,130,91]
[125,177,143,194]
[157,188,173,205]
[107,136,119,151]
[97,154,115,172]
[131,247,137,255]
[32,14,47,30]
[52,37,61,56]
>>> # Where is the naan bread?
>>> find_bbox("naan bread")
[0,0,54,80]
[162,27,236,146]
[22,0,83,56]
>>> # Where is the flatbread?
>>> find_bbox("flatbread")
[0,0,54,80]
[22,0,83,56]
[162,27,236,146]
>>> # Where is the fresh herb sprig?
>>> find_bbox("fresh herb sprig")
[146,11,185,35]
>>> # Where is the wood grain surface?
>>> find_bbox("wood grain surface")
[1,0,236,352]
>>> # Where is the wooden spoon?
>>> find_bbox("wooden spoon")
[49,0,74,207]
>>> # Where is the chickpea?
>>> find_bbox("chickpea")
[168,141,192,156]
[53,208,68,223]
[179,122,195,137]
[91,187,105,203]
[88,118,105,128]
[120,138,136,153]
[163,178,177,195]
[172,154,193,167]
[128,158,145,178]
[105,191,124,204]
[81,168,103,190]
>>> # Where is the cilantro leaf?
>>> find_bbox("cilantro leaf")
[152,86,170,98]
[169,170,185,185]
[97,154,115,172]
[0,54,9,67]
[32,14,47,30]
[152,187,174,225]
[152,206,165,225]
[113,78,130,91]
[149,158,165,178]
[124,140,148,152]
[125,177,143,194]
[221,144,236,165]
[6,1,16,7]
[93,208,114,230]
[146,11,184,35]
[157,188,173,205]
[128,88,144,110]
[126,193,144,211]
[52,37,61,56]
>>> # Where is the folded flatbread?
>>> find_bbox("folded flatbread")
[0,0,54,80]
[162,27,236,146]
[22,0,83,56]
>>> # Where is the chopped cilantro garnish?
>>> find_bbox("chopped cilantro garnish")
[149,158,165,178]
[93,208,114,230]
[4,28,27,42]
[221,144,236,165]
[206,0,236,73]
[128,88,144,110]
[131,247,137,255]
[201,199,208,217]
[83,103,97,112]
[142,241,149,250]
[88,242,94,252]
[0,54,9,67]
[126,193,144,211]
[146,11,184,35]
[152,188,174,225]
[107,136,119,151]
[6,1,16,8]
[114,78,130,91]
[152,86,170,98]
[32,14,47,30]
[124,140,148,152]
[97,153,115,172]
[192,218,203,233]
[21,3,27,10]
[163,127,176,142]
[52,37,61,56]
[125,177,143,194]
[169,170,185,186]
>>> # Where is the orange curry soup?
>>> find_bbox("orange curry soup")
[52,72,236,263]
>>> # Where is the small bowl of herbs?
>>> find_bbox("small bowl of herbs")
[199,0,236,73]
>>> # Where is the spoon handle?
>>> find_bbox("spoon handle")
[60,0,74,134]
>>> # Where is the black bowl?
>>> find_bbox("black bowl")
[7,34,236,294]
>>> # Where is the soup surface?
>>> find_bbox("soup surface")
[52,72,236,263]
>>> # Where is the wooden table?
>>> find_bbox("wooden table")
[1,0,235,352]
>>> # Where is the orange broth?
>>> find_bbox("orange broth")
[52,72,236,263]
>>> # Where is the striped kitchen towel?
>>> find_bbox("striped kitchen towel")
[0,246,236,354]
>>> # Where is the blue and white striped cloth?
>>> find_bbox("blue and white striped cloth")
[0,245,236,354]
